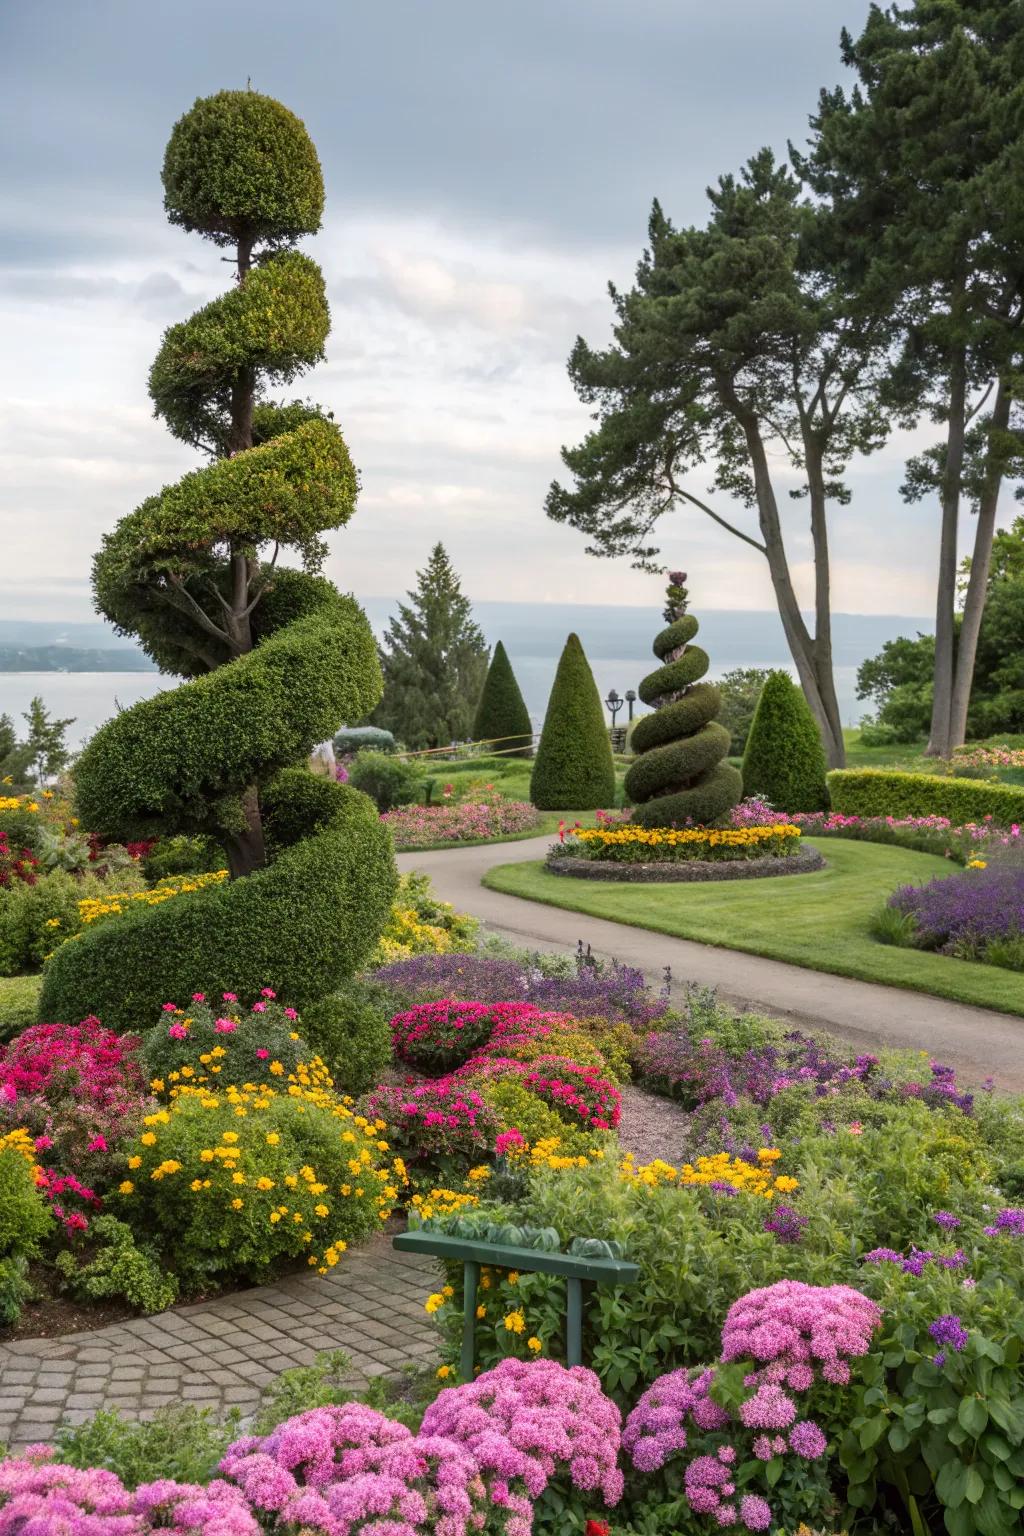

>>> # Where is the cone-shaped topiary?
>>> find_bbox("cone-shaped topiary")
[38,91,395,1032]
[741,670,829,812]
[473,641,533,757]
[530,634,615,810]
[625,572,742,827]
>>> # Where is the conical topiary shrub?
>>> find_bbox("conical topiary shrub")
[625,572,742,827]
[741,670,829,812]
[473,641,533,757]
[530,634,615,810]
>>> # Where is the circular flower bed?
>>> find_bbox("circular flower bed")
[547,846,824,883]
[546,822,824,879]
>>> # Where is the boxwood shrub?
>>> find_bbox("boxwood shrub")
[827,768,1024,826]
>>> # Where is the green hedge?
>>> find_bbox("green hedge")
[827,768,1024,826]
[531,634,615,811]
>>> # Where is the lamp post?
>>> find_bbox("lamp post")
[625,689,636,722]
[605,688,622,727]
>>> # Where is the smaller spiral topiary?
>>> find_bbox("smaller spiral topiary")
[625,573,742,827]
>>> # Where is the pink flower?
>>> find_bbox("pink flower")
[161,1002,177,1012]
[191,992,206,1002]
[222,992,238,1002]
[256,1049,270,1060]
[86,1135,108,1154]
[215,1018,238,1034]
[34,1135,54,1151]
[252,1002,267,1013]
[167,1023,188,1040]
[260,988,276,999]
[284,1008,298,1021]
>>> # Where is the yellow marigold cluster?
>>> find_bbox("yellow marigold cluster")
[409,1185,483,1222]
[504,1135,607,1172]
[620,1148,799,1200]
[572,824,800,849]
[121,1082,407,1275]
[0,1126,41,1178]
[372,906,458,964]
[78,870,228,925]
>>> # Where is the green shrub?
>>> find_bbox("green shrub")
[143,834,224,882]
[476,1077,597,1156]
[55,1214,178,1315]
[626,578,741,827]
[827,767,1024,825]
[0,974,42,1043]
[38,781,396,1036]
[142,994,311,1095]
[299,982,393,1096]
[531,634,615,811]
[869,902,919,948]
[0,1133,53,1325]
[53,1405,240,1488]
[473,641,533,757]
[348,749,423,812]
[118,1084,396,1289]
[333,726,396,755]
[741,670,829,812]
[0,866,148,978]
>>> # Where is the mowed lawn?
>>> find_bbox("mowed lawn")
[483,838,1024,1017]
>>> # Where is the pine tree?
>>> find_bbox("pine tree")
[473,641,533,757]
[0,714,34,789]
[741,671,829,813]
[530,634,615,811]
[22,697,75,785]
[625,573,741,827]
[371,544,489,750]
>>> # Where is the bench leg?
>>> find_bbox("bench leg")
[460,1260,480,1382]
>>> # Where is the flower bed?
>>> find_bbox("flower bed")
[878,864,1024,971]
[792,809,1022,863]
[555,823,803,864]
[547,845,825,882]
[382,798,541,849]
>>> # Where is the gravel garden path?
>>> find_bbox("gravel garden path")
[397,836,1024,1092]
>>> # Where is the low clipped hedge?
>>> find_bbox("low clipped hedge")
[827,768,1024,827]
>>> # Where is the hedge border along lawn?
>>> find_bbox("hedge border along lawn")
[482,838,1024,1017]
[828,768,1024,825]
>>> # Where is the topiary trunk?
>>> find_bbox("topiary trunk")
[531,634,615,810]
[473,641,533,757]
[625,573,742,827]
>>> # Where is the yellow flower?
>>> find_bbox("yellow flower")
[232,1172,246,1185]
[118,1180,134,1195]
[503,1310,526,1335]
[231,1197,244,1210]
[199,1149,215,1162]
[127,1155,142,1170]
[314,1203,329,1218]
[222,1131,239,1143]
[425,1292,447,1315]
[269,1211,282,1223]
[256,1177,275,1191]
[437,1364,452,1379]
[265,1133,280,1146]
[140,1132,156,1147]
[475,1304,486,1319]
[527,1336,542,1353]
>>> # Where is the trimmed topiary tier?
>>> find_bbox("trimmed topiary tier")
[473,641,533,757]
[742,670,829,812]
[625,573,742,827]
[38,91,395,1032]
[531,634,615,811]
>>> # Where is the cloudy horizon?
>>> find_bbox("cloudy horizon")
[2,0,1009,629]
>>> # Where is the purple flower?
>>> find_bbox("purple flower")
[740,1493,774,1531]
[933,1211,961,1231]
[763,1204,808,1245]
[788,1420,828,1459]
[928,1315,969,1353]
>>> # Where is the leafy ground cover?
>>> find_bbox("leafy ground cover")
[483,839,1024,1014]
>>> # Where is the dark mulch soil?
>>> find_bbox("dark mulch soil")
[2,1263,134,1341]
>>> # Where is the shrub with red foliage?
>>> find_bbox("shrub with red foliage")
[0,830,38,887]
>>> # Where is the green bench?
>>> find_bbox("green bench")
[393,1229,640,1379]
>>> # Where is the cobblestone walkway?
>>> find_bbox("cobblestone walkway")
[0,1235,440,1452]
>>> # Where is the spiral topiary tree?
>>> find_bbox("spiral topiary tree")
[473,641,533,757]
[38,90,396,1033]
[625,572,742,827]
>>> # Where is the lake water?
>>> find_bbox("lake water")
[1,658,866,752]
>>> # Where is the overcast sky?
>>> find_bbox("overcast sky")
[0,0,1002,625]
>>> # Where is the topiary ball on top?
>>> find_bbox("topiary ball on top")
[625,572,741,827]
[162,89,324,248]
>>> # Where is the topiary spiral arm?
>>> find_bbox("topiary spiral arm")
[38,91,396,1032]
[625,575,742,827]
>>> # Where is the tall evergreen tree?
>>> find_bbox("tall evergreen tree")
[531,634,615,811]
[798,2,1024,757]
[22,697,75,786]
[546,150,891,770]
[371,544,488,750]
[0,714,34,789]
[473,640,533,756]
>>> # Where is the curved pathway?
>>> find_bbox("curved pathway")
[398,835,1024,1092]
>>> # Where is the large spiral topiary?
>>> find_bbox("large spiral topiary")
[625,572,742,827]
[39,91,396,1033]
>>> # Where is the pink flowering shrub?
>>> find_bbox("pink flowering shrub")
[457,1054,621,1131]
[0,1020,150,1229]
[622,1280,881,1533]
[364,1078,499,1175]
[391,1000,521,1074]
[221,1403,488,1535]
[0,1449,258,1535]
[141,989,310,1095]
[382,799,541,850]
[421,1357,624,1533]
[729,798,792,828]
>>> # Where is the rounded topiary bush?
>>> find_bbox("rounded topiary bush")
[530,634,615,810]
[625,573,741,827]
[473,641,533,757]
[741,670,829,813]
